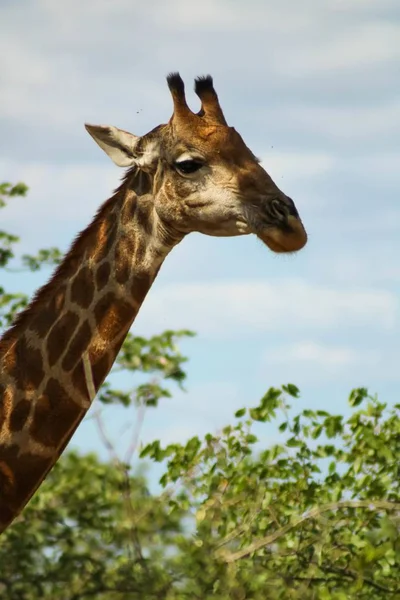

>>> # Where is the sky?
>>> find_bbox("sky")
[1,0,400,478]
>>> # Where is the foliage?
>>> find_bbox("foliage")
[0,183,399,599]
[21,247,63,271]
[0,386,398,599]
[140,385,400,599]
[0,182,30,327]
[98,328,194,408]
[0,452,184,599]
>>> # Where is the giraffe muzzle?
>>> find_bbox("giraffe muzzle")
[257,197,307,253]
[259,217,308,253]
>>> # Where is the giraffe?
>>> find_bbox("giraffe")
[0,73,307,534]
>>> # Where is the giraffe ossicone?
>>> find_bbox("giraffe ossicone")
[0,72,307,534]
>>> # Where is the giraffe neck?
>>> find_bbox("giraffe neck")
[0,176,183,533]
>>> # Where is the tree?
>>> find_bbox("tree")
[141,385,400,599]
[0,183,399,599]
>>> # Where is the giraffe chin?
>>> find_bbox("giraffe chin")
[258,220,308,254]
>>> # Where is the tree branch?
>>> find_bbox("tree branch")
[218,499,400,563]
[324,564,398,594]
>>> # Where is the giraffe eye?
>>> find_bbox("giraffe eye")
[174,159,203,175]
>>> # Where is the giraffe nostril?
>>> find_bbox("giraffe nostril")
[270,197,299,221]
[270,199,288,222]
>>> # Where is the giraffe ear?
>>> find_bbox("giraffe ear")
[85,124,139,167]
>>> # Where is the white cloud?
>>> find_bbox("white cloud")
[310,247,400,285]
[312,206,400,237]
[0,34,50,88]
[273,101,400,141]
[281,22,400,74]
[136,279,398,338]
[321,0,399,10]
[154,0,312,32]
[1,0,399,139]
[261,151,335,181]
[261,339,400,386]
[265,341,376,368]
[261,149,400,191]
[346,153,400,177]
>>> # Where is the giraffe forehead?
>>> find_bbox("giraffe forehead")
[167,125,253,162]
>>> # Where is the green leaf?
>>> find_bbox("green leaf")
[282,383,300,397]
[22,247,63,271]
[328,461,336,474]
[234,408,246,418]
[349,387,369,406]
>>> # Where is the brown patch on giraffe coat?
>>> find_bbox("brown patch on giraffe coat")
[0,460,14,493]
[136,202,154,236]
[91,353,112,390]
[47,311,79,367]
[70,266,95,309]
[114,234,135,284]
[9,399,31,432]
[0,444,53,529]
[130,272,153,304]
[94,293,134,343]
[95,261,111,290]
[30,378,82,447]
[29,285,67,337]
[6,336,45,392]
[61,321,92,372]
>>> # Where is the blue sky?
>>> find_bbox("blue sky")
[1,0,400,475]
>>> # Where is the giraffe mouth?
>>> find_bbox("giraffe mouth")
[257,217,308,253]
[243,195,307,253]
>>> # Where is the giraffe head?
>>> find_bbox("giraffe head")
[85,73,307,253]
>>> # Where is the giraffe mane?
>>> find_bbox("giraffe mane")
[0,169,136,351]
